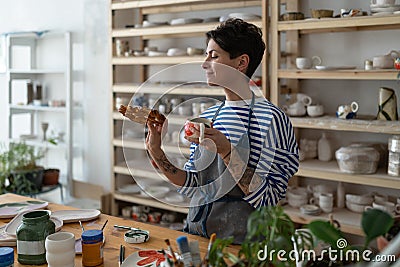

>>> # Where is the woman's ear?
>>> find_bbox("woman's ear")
[237,54,250,72]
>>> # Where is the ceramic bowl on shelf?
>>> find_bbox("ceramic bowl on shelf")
[148,51,167,57]
[345,194,374,205]
[170,18,203,25]
[142,20,168,28]
[187,47,204,56]
[167,48,187,56]
[346,201,368,213]
[335,145,380,174]
[311,9,334,18]
[280,12,305,21]
[228,13,261,20]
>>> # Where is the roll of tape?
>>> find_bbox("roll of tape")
[124,229,150,244]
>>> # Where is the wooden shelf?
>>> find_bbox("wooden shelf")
[278,15,400,33]
[112,20,261,38]
[10,138,67,149]
[114,193,189,214]
[278,69,399,80]
[111,0,208,10]
[111,0,260,12]
[9,69,65,74]
[297,159,400,189]
[112,56,204,65]
[9,104,66,113]
[290,115,400,135]
[284,206,363,236]
[114,160,168,182]
[113,137,191,155]
[113,83,225,95]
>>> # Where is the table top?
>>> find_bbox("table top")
[0,193,239,267]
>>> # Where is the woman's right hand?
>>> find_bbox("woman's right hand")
[146,120,168,158]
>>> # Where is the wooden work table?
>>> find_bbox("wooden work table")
[0,193,240,266]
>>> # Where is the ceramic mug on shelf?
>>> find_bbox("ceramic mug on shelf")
[296,93,313,106]
[282,101,307,117]
[365,201,400,214]
[336,101,359,119]
[296,56,322,69]
[307,104,324,117]
[373,50,400,69]
[319,193,334,213]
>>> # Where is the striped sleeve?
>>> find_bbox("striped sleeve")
[243,108,299,208]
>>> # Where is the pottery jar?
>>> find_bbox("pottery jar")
[16,210,55,265]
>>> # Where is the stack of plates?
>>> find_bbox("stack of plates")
[300,204,321,216]
[370,4,400,15]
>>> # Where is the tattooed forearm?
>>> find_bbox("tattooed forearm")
[150,152,186,186]
[222,147,263,195]
[154,153,178,174]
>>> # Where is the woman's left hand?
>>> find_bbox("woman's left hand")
[185,127,231,157]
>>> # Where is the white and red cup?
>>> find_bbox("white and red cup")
[184,118,212,143]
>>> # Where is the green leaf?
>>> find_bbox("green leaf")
[307,220,343,248]
[362,209,394,247]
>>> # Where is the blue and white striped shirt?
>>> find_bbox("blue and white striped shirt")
[179,97,299,208]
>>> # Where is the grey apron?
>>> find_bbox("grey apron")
[184,92,258,244]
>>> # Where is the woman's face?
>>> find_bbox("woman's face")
[202,39,241,87]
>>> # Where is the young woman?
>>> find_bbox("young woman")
[146,18,299,244]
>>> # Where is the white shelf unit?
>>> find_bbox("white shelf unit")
[5,31,75,193]
[270,1,400,235]
[109,0,267,216]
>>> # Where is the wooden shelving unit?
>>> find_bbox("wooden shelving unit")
[109,0,267,218]
[270,0,400,235]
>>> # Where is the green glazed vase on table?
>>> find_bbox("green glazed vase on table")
[16,210,55,265]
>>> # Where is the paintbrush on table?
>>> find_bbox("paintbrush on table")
[119,244,125,267]
[201,233,216,266]
[79,221,85,232]
[164,239,178,263]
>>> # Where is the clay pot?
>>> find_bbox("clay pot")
[43,168,60,185]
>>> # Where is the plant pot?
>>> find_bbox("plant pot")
[43,168,60,185]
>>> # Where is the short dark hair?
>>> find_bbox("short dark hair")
[206,18,265,79]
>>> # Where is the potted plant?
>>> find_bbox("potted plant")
[0,141,45,194]
[42,168,60,185]
[208,205,314,267]
[306,208,395,266]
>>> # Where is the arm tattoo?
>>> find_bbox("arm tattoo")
[223,147,263,195]
[154,153,178,174]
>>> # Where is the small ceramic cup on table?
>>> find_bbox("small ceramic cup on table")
[45,231,75,267]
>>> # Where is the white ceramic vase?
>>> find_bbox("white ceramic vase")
[45,232,75,267]
[318,132,332,161]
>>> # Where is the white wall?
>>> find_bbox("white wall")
[0,0,111,192]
